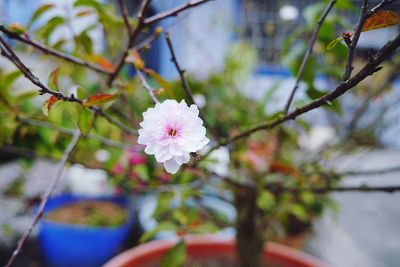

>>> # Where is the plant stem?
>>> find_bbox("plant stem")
[284,0,336,114]
[5,131,81,267]
[235,186,263,267]
[0,25,112,75]
[202,32,400,159]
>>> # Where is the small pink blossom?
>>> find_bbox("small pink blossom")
[112,164,124,175]
[138,99,209,174]
[128,150,146,165]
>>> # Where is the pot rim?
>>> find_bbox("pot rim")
[104,235,327,267]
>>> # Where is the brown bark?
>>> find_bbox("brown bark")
[235,186,263,267]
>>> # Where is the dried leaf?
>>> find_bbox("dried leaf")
[144,68,175,98]
[126,50,145,70]
[362,10,400,32]
[47,67,61,91]
[269,161,301,178]
[7,23,27,35]
[75,9,93,17]
[90,55,114,71]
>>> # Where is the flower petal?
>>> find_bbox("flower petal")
[164,158,180,174]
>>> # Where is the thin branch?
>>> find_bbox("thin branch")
[284,0,337,114]
[347,59,400,133]
[164,32,196,106]
[368,0,398,15]
[133,27,162,52]
[164,32,216,138]
[343,0,369,81]
[136,68,160,104]
[5,131,81,267]
[0,144,119,177]
[266,185,400,194]
[16,116,139,150]
[94,108,139,136]
[0,36,72,100]
[0,35,138,136]
[0,26,112,75]
[340,164,400,176]
[118,0,132,35]
[107,0,213,86]
[143,0,213,25]
[107,0,151,86]
[203,33,400,158]
[213,170,400,194]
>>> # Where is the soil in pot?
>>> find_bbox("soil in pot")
[45,200,127,227]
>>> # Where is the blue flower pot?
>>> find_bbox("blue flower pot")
[38,194,134,267]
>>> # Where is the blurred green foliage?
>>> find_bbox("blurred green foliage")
[1,0,399,249]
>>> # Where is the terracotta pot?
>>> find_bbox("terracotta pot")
[274,230,311,250]
[104,235,326,267]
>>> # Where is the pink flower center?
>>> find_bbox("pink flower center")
[168,128,177,137]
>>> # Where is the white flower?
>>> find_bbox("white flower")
[138,99,209,174]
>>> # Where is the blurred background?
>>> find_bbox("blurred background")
[1,0,400,266]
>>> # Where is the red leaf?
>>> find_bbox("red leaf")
[83,93,118,107]
[42,95,58,116]
[269,161,301,178]
[48,67,61,91]
[48,95,58,110]
[362,10,400,32]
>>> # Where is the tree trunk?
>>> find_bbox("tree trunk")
[235,186,263,267]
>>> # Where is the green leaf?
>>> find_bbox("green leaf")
[15,91,38,103]
[265,111,285,123]
[74,0,102,10]
[2,70,22,92]
[318,65,343,80]
[133,165,149,182]
[76,31,93,54]
[83,93,118,107]
[139,221,178,243]
[288,204,308,221]
[173,210,188,226]
[282,43,316,84]
[191,222,219,234]
[333,0,356,10]
[47,67,61,91]
[52,39,67,50]
[300,192,315,205]
[78,108,95,136]
[154,192,174,217]
[327,37,341,51]
[257,191,275,212]
[306,86,325,100]
[306,86,342,115]
[29,3,55,28]
[76,87,85,100]
[303,3,325,27]
[160,240,186,267]
[7,23,27,35]
[35,16,65,42]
